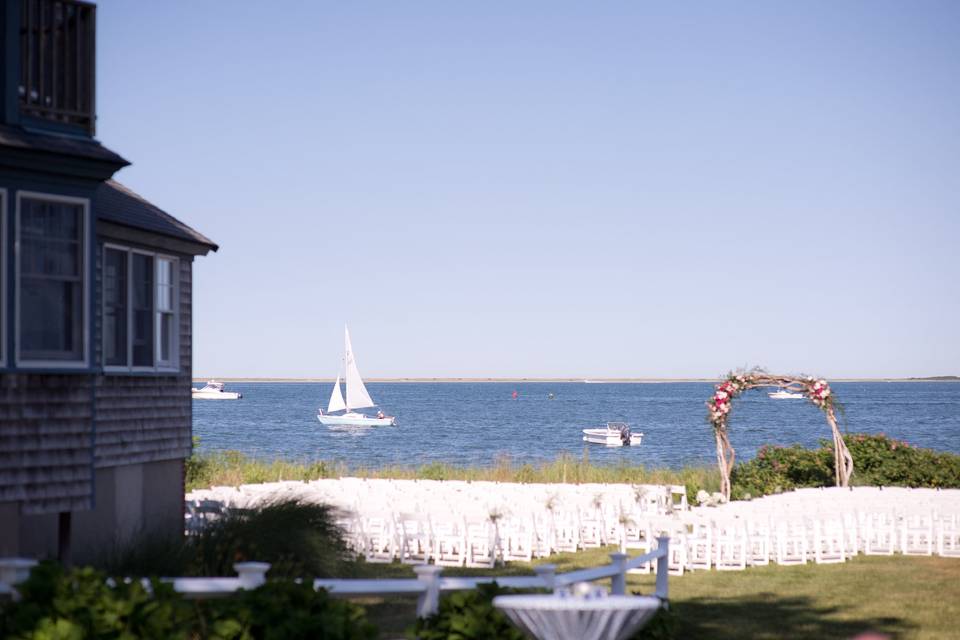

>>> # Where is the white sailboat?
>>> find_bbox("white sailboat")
[317,327,396,427]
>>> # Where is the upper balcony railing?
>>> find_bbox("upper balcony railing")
[19,0,96,135]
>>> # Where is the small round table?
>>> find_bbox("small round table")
[493,594,662,640]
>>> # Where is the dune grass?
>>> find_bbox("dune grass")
[347,549,960,639]
[186,447,721,494]
[97,500,351,579]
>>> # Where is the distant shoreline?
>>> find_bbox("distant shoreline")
[193,376,960,384]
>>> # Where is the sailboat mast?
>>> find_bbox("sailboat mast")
[343,327,349,413]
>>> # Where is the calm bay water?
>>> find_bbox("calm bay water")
[193,382,960,470]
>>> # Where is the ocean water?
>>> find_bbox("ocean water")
[193,382,960,469]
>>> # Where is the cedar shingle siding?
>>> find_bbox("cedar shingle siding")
[0,375,94,515]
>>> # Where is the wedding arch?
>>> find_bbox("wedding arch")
[706,370,853,501]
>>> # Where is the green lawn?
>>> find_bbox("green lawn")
[344,549,960,639]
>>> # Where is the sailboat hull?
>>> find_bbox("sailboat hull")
[317,413,396,427]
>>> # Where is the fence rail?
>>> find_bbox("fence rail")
[0,537,670,618]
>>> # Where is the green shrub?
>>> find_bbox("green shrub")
[201,581,376,640]
[0,561,195,640]
[731,433,960,499]
[407,582,528,640]
[845,433,960,487]
[1,561,376,640]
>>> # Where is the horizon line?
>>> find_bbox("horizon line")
[193,375,960,383]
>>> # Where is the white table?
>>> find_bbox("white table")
[493,594,661,640]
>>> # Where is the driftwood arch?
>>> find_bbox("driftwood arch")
[707,371,853,500]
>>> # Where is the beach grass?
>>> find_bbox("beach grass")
[347,550,960,639]
[186,448,721,494]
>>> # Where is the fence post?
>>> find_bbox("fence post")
[234,562,271,589]
[414,565,444,618]
[609,552,628,595]
[533,563,557,593]
[654,537,670,601]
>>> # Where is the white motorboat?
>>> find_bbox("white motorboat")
[582,422,643,447]
[191,380,242,400]
[768,389,804,399]
[317,326,396,427]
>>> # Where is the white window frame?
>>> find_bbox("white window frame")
[15,191,90,369]
[0,188,7,369]
[102,243,179,373]
[154,255,177,369]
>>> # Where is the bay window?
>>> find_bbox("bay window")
[103,245,178,371]
[17,193,89,365]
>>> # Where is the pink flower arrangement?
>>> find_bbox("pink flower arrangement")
[806,378,832,409]
[707,376,745,426]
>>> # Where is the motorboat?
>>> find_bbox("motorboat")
[582,422,643,447]
[768,389,804,399]
[317,326,396,427]
[191,380,242,400]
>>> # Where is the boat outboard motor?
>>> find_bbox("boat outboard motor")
[620,424,631,445]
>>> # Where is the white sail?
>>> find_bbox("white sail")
[344,326,376,410]
[327,375,346,413]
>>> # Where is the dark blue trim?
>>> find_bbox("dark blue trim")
[19,116,92,139]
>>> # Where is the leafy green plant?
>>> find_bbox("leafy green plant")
[407,582,527,640]
[202,581,376,640]
[731,433,960,499]
[0,561,195,640]
[1,561,376,640]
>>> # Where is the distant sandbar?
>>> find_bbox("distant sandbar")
[194,376,959,384]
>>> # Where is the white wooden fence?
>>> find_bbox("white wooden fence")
[0,537,670,618]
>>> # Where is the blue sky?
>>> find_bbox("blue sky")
[96,1,960,378]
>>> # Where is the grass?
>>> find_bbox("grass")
[343,549,960,639]
[186,448,721,494]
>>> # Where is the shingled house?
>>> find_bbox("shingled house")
[0,0,216,562]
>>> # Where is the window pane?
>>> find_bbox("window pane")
[19,198,85,362]
[132,253,154,366]
[21,278,82,360]
[104,248,128,366]
[159,313,174,363]
[156,259,174,312]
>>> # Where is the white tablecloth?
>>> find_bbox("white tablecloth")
[493,594,661,640]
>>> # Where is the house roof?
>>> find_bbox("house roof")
[95,180,219,253]
[0,123,129,167]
